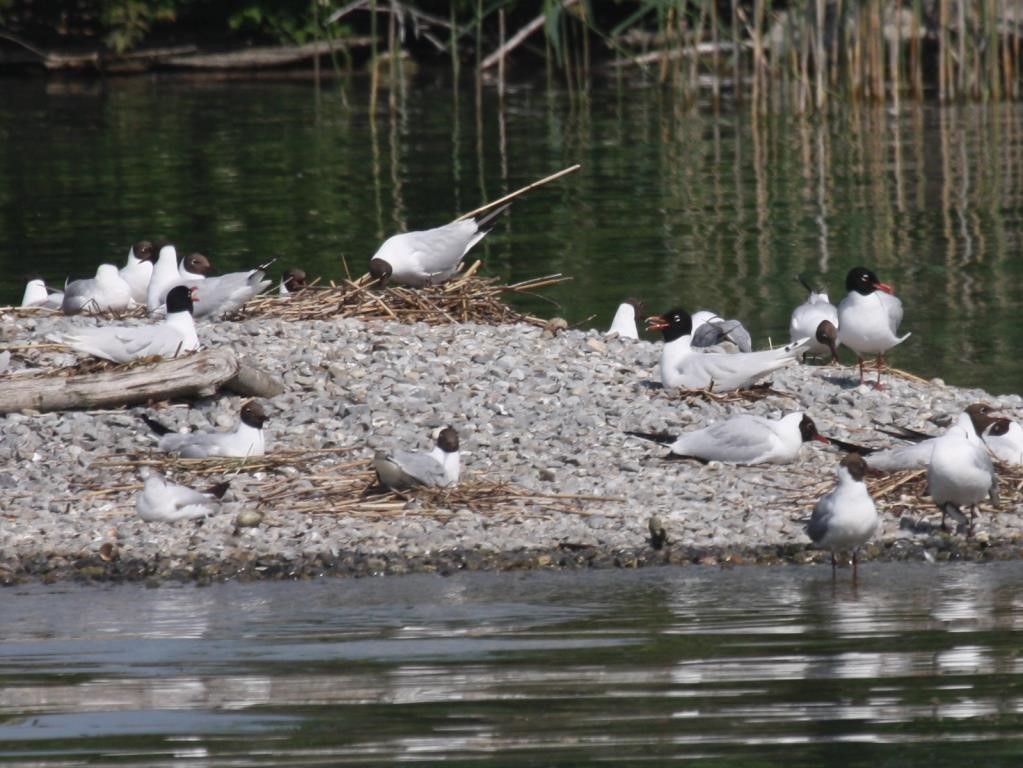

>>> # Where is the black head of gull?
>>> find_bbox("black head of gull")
[133,240,155,262]
[183,252,213,276]
[282,268,308,292]
[965,403,998,435]
[840,451,869,481]
[240,400,268,429]
[165,285,196,315]
[799,415,830,445]
[369,258,393,286]
[436,426,459,453]
[845,266,893,296]
[645,308,693,343]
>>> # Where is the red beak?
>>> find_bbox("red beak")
[874,281,894,294]
[645,315,669,331]
[813,434,830,444]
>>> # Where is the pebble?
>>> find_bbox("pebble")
[0,311,1020,584]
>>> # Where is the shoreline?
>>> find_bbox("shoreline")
[2,310,1022,587]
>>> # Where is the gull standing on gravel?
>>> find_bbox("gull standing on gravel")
[135,468,230,522]
[790,275,840,362]
[119,240,155,305]
[142,400,268,459]
[50,285,199,363]
[20,278,63,309]
[373,427,461,491]
[806,452,878,578]
[837,266,910,388]
[849,403,996,472]
[626,412,829,465]
[369,204,510,287]
[61,263,134,315]
[927,417,998,534]
[606,298,644,339]
[647,307,810,391]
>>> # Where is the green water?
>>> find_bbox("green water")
[2,77,1023,392]
[2,563,1023,766]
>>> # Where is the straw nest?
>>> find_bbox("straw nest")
[73,446,622,523]
[234,262,569,327]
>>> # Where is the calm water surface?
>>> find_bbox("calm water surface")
[1,563,1023,766]
[2,77,1023,391]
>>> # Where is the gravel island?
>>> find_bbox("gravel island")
[2,310,1022,585]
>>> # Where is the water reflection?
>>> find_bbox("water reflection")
[1,563,1023,764]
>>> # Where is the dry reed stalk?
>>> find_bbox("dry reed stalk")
[235,267,568,326]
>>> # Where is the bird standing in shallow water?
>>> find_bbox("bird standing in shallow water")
[806,452,878,580]
[837,266,910,388]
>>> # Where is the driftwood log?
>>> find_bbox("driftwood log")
[0,349,282,414]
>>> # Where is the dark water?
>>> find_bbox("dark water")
[2,78,1023,392]
[2,563,1023,766]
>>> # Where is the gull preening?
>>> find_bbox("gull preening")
[135,468,230,523]
[606,298,644,340]
[627,411,829,465]
[837,266,910,388]
[373,426,461,491]
[369,204,510,287]
[647,307,810,392]
[61,263,133,315]
[790,274,840,362]
[21,278,64,309]
[806,452,878,578]
[143,400,267,459]
[278,268,308,295]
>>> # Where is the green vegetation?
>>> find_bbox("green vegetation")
[2,2,1023,108]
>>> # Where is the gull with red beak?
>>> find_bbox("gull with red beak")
[837,266,910,388]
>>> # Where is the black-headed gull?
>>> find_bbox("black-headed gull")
[790,275,840,362]
[61,263,134,315]
[150,250,271,318]
[627,411,828,465]
[927,417,998,534]
[119,240,155,305]
[647,308,810,391]
[836,266,910,387]
[278,268,308,295]
[373,426,460,490]
[369,204,510,287]
[51,285,199,363]
[853,403,995,472]
[20,278,64,309]
[135,468,230,522]
[979,418,1023,465]
[806,452,878,577]
[142,400,267,459]
[606,298,644,339]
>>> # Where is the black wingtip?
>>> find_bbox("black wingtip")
[474,202,512,231]
[827,436,876,456]
[875,425,930,443]
[796,272,815,293]
[141,414,173,436]
[205,481,231,499]
[625,430,677,445]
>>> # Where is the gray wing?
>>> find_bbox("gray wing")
[881,292,904,334]
[806,490,836,543]
[674,417,775,463]
[390,449,447,486]
[691,319,753,353]
[191,270,270,318]
[157,431,223,458]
